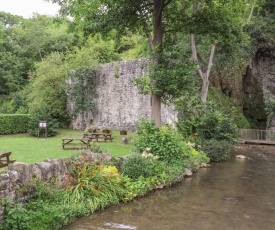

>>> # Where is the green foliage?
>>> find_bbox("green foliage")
[66,34,120,65]
[26,200,89,230]
[115,32,148,60]
[182,145,210,171]
[64,163,125,210]
[197,110,238,143]
[0,13,77,95]
[27,107,59,137]
[23,179,90,230]
[176,89,241,143]
[134,52,198,102]
[27,52,69,135]
[152,161,185,186]
[133,119,188,162]
[67,67,97,116]
[0,91,28,114]
[0,200,31,230]
[29,52,67,118]
[247,0,275,48]
[0,114,30,134]
[136,117,157,135]
[200,139,234,162]
[175,93,203,138]
[207,87,250,129]
[120,153,157,179]
[264,93,275,128]
[65,40,100,117]
[89,143,107,154]
[122,176,153,201]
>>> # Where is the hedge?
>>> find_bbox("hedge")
[0,114,30,135]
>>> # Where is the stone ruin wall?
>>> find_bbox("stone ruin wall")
[69,58,178,130]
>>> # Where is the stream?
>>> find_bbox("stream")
[64,144,275,230]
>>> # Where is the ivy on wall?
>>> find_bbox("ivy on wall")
[67,67,98,116]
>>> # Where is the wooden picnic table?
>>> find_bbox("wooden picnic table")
[0,152,16,168]
[62,138,91,150]
[83,133,114,142]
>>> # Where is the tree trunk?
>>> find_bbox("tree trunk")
[190,34,216,105]
[201,79,209,104]
[151,0,164,126]
[151,94,162,126]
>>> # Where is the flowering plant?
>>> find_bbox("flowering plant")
[141,148,158,160]
[85,125,98,133]
[63,158,125,208]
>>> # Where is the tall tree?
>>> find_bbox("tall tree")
[186,0,257,105]
[0,12,78,94]
[49,0,183,126]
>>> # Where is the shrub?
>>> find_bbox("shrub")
[197,111,238,143]
[200,139,234,162]
[136,117,157,134]
[0,200,31,230]
[122,176,153,201]
[28,107,59,137]
[133,123,187,162]
[153,161,185,186]
[120,153,157,179]
[181,144,210,171]
[0,114,30,134]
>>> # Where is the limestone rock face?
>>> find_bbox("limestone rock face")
[213,46,275,129]
[251,47,275,130]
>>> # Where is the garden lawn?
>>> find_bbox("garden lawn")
[0,129,135,165]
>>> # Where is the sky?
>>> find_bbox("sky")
[0,0,60,18]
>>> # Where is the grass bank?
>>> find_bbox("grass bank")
[0,129,135,164]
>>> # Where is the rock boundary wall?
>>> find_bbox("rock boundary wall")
[0,152,113,221]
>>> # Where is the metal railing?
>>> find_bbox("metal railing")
[238,129,275,141]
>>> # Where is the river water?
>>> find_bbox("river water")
[64,144,275,230]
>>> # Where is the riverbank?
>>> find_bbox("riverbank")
[233,143,275,155]
[65,144,275,230]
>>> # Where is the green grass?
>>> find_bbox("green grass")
[0,129,136,165]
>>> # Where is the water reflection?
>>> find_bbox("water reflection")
[64,145,275,230]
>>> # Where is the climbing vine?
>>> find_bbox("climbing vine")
[67,67,98,116]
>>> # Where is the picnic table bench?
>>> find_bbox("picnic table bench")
[83,133,114,142]
[62,138,91,150]
[0,152,16,168]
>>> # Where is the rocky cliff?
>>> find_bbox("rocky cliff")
[212,46,275,130]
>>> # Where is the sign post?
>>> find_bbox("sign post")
[38,121,48,138]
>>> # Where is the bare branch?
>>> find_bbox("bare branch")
[247,2,255,23]
[206,44,216,78]
[190,34,205,80]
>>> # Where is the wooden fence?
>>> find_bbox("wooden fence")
[238,129,275,144]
